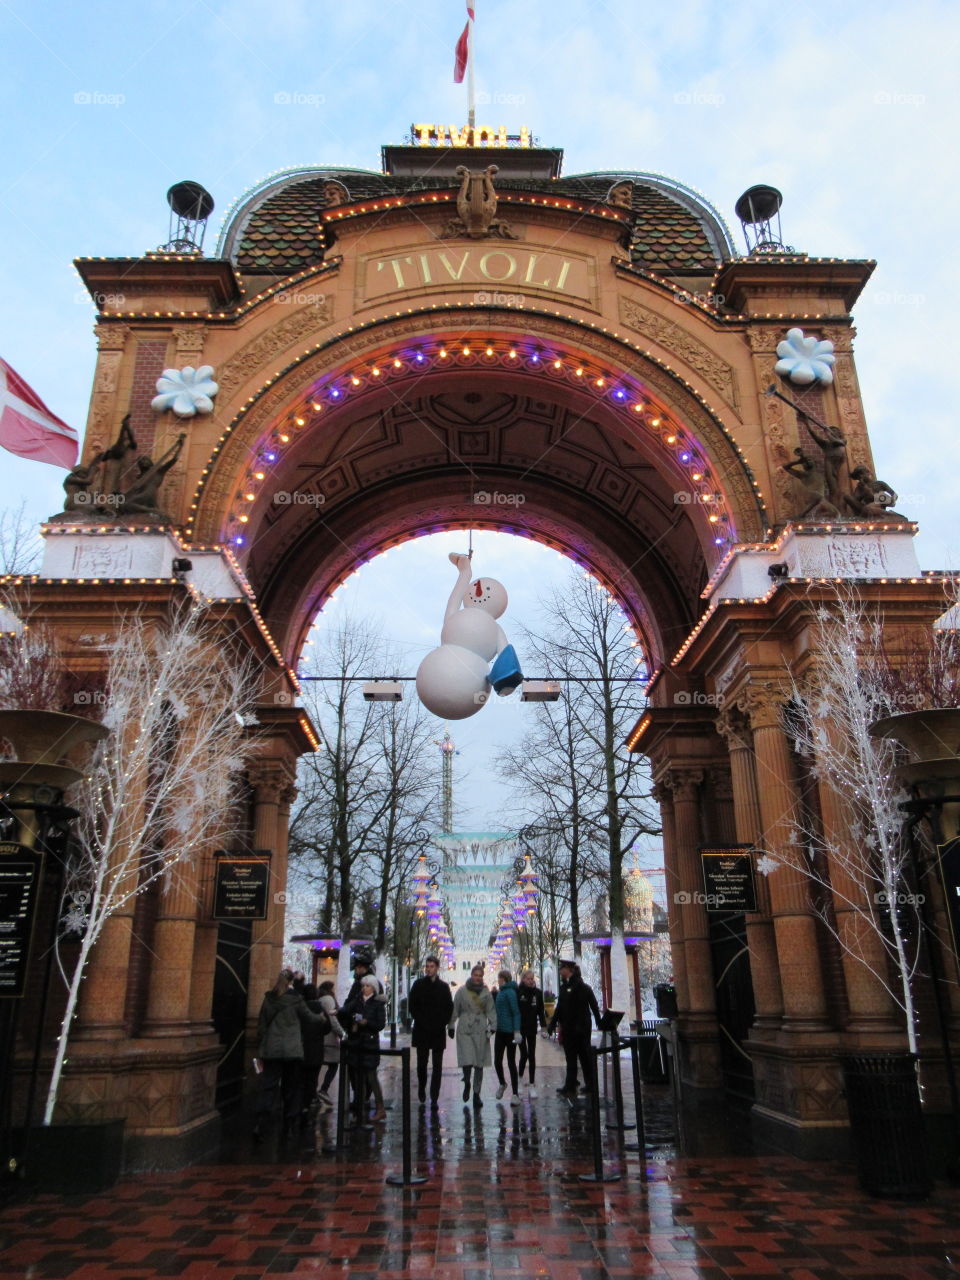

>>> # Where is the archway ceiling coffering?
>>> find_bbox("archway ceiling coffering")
[190,317,766,669]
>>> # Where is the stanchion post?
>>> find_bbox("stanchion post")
[386,1045,427,1187]
[336,1038,350,1148]
[622,1035,647,1176]
[578,1046,620,1183]
[606,1035,635,1132]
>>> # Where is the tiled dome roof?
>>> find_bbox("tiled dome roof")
[223,167,732,276]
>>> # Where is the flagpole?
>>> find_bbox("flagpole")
[467,2,476,131]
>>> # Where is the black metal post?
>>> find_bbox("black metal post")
[606,1034,635,1131]
[336,1038,350,1148]
[578,1046,620,1183]
[622,1035,648,1177]
[386,1046,427,1186]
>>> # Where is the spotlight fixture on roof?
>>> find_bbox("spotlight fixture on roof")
[363,680,403,701]
[159,181,215,255]
[734,184,793,255]
[520,680,562,702]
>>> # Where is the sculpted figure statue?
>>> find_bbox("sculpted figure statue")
[62,415,137,514]
[121,433,187,515]
[781,447,840,520]
[796,410,847,510]
[846,465,906,519]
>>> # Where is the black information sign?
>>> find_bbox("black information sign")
[699,846,757,913]
[213,852,271,921]
[0,841,45,999]
[936,838,960,960]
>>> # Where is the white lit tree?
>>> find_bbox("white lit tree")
[45,604,260,1123]
[775,585,960,1053]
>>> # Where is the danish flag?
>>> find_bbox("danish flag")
[454,3,475,83]
[0,358,79,469]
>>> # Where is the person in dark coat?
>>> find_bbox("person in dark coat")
[408,955,453,1106]
[253,968,328,1139]
[516,968,547,1098]
[340,973,387,1123]
[547,960,601,1097]
[344,952,383,1005]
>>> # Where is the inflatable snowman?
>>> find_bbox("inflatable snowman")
[415,553,523,720]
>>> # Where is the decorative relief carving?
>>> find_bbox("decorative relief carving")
[95,323,130,352]
[714,706,752,753]
[665,768,704,803]
[174,325,207,362]
[619,297,740,410]
[216,299,335,403]
[247,764,291,804]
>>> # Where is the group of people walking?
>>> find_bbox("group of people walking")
[252,955,387,1139]
[253,955,602,1136]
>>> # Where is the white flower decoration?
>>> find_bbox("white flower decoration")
[755,854,780,877]
[152,365,218,417]
[774,328,835,386]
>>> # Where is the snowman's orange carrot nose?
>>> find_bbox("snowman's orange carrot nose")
[474,581,483,598]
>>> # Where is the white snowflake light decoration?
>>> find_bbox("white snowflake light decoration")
[755,854,780,877]
[152,365,218,417]
[774,328,835,386]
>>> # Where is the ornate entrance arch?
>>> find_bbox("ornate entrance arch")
[12,137,952,1165]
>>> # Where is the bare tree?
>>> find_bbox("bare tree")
[46,604,260,1121]
[508,570,660,1010]
[0,501,42,576]
[776,586,931,1051]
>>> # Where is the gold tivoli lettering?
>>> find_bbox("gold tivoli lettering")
[366,247,586,303]
[411,123,531,149]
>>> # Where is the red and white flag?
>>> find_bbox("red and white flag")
[0,358,79,469]
[454,3,475,83]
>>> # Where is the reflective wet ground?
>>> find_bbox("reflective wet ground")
[3,1039,960,1279]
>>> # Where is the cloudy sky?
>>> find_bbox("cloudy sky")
[1,0,956,827]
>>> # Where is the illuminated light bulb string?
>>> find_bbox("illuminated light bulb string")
[215,337,739,551]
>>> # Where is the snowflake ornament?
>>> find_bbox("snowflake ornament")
[755,854,780,877]
[152,365,218,417]
[774,328,835,386]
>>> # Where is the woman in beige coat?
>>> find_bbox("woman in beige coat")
[448,964,496,1107]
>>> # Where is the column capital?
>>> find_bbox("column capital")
[278,783,298,812]
[247,762,291,804]
[665,768,704,803]
[737,679,790,731]
[714,705,752,751]
[651,781,674,809]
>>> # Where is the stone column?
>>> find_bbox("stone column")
[707,766,738,845]
[652,781,689,1014]
[141,860,202,1036]
[667,768,722,1088]
[715,707,783,1029]
[739,682,829,1031]
[245,762,290,1028]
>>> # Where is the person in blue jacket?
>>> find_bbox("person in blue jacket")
[493,968,522,1104]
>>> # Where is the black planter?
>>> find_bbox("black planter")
[841,1054,932,1198]
[14,1119,125,1194]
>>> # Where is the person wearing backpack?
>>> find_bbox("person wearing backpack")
[252,968,329,1140]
